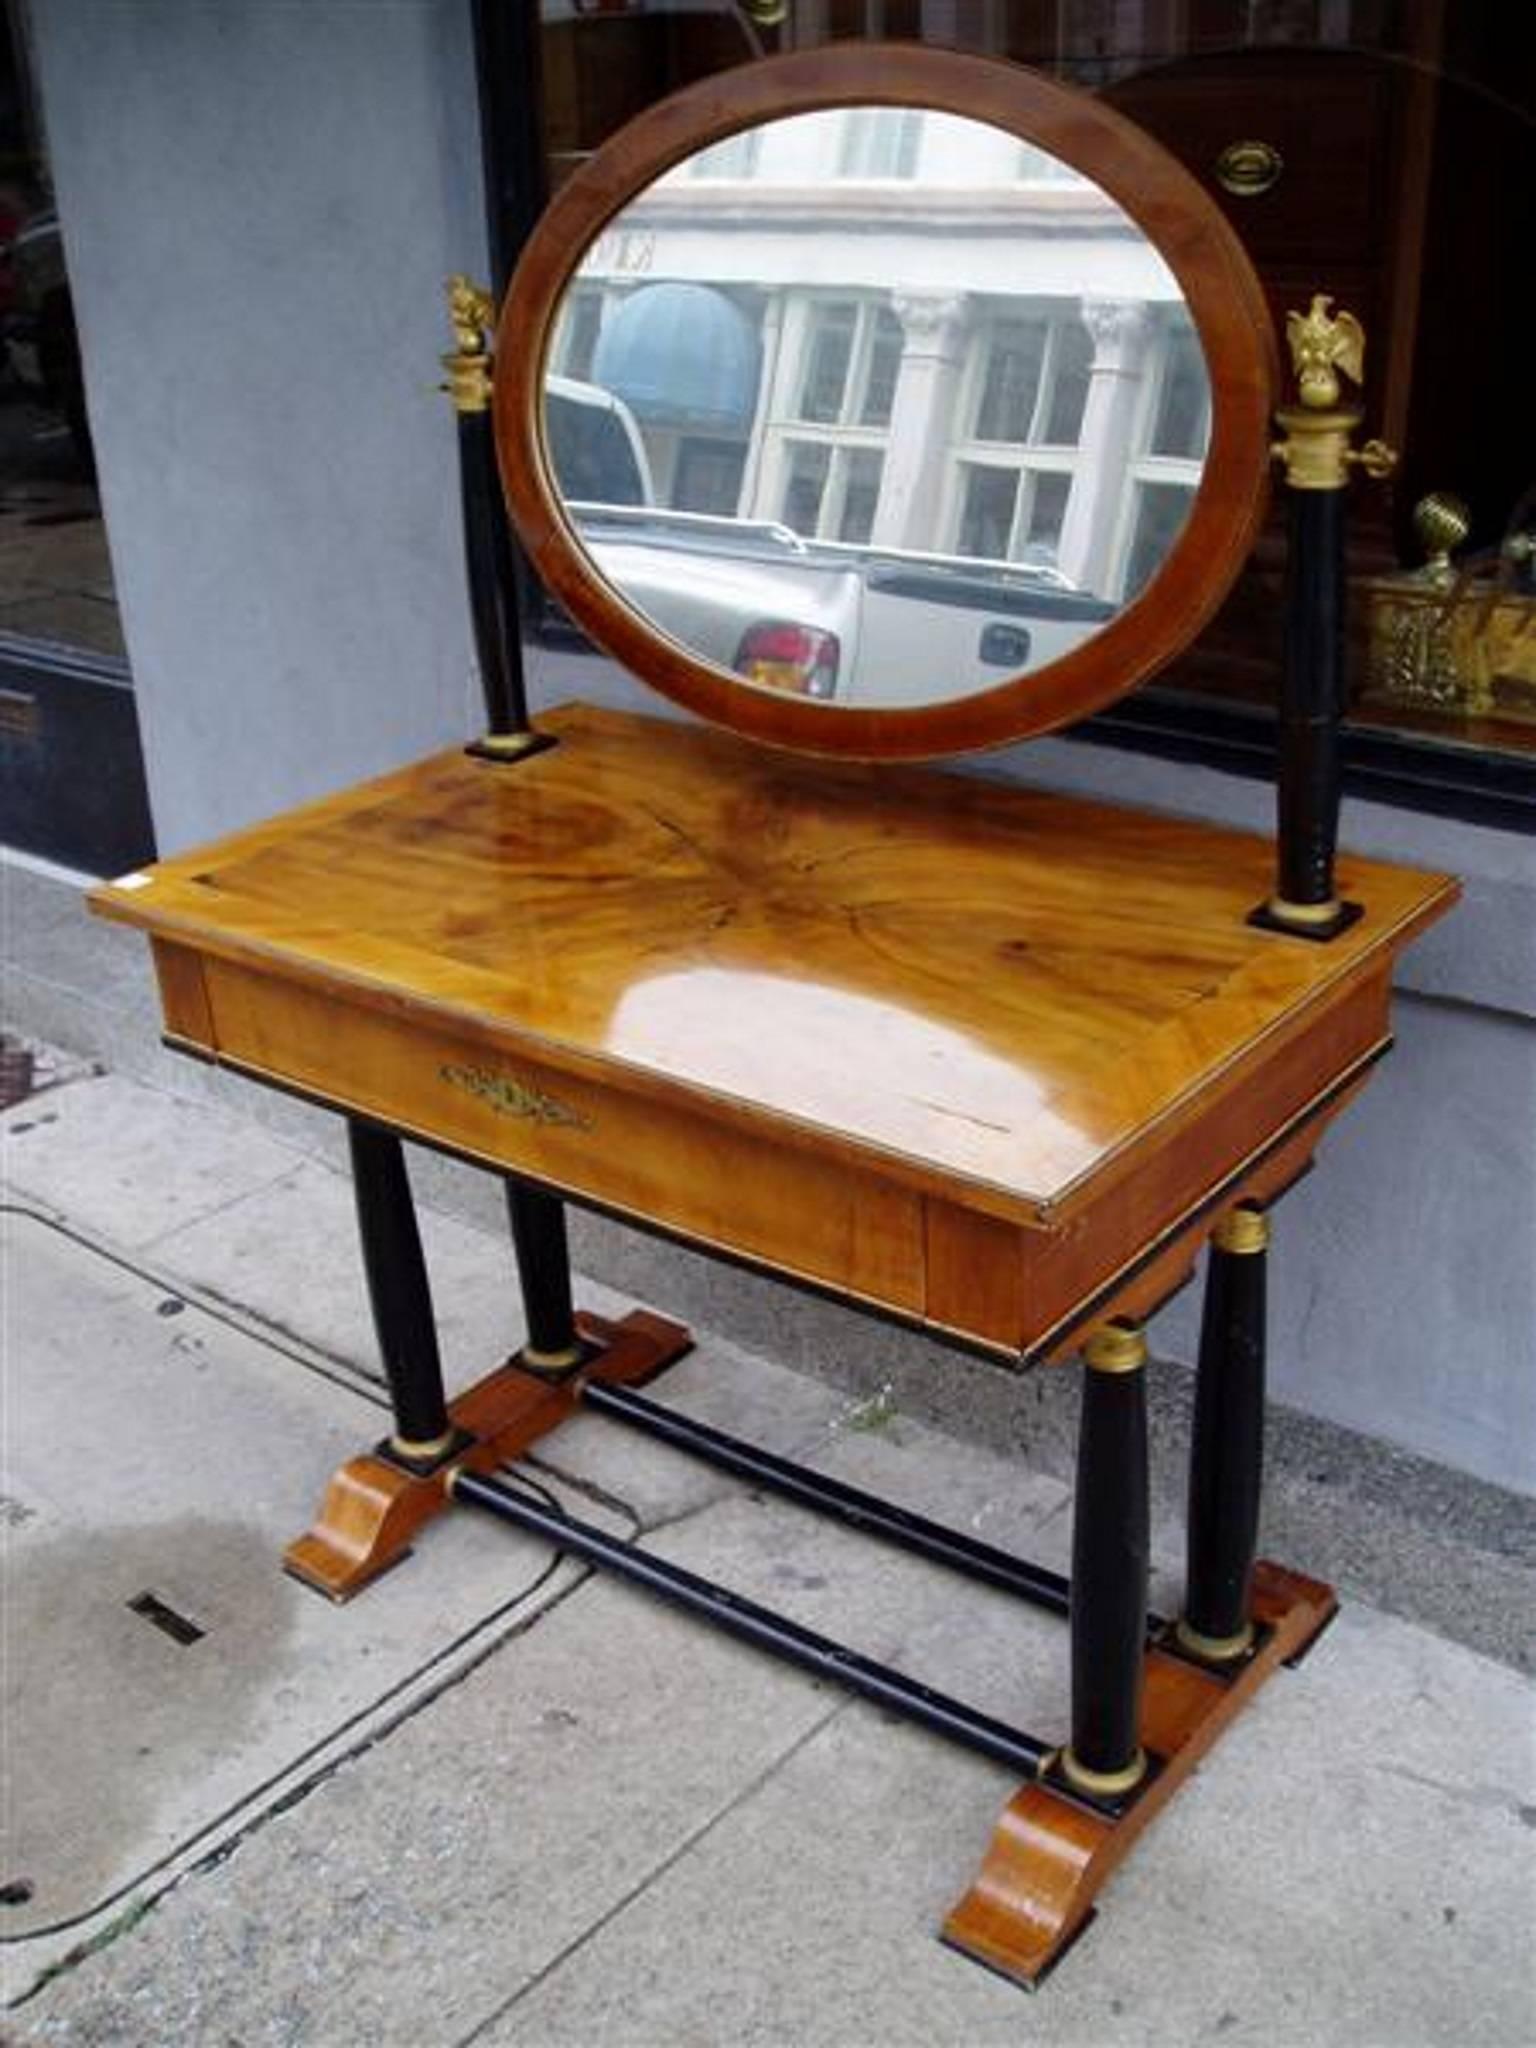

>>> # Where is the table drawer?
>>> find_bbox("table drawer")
[188,950,929,1329]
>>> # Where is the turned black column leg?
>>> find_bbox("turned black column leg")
[1178,1204,1269,1662]
[1063,1320,1151,1799]
[505,1180,584,1375]
[347,1121,453,1459]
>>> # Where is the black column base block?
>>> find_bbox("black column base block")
[466,730,559,766]
[373,1425,476,1478]
[1039,1746,1165,1822]
[1246,898,1364,942]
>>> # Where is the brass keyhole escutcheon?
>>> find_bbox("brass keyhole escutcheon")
[1215,139,1284,197]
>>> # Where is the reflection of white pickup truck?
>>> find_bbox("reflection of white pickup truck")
[545,377,1115,709]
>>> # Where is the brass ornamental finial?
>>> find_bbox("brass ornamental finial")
[442,274,496,414]
[1285,293,1364,410]
[1271,293,1397,491]
[1412,491,1472,586]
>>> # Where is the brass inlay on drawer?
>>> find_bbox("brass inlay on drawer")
[1215,139,1283,197]
[439,1061,590,1130]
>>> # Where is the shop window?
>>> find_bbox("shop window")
[0,181,122,658]
[519,0,1536,817]
[1,0,153,874]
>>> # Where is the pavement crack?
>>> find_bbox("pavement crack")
[452,1697,851,2046]
[2,1201,390,1408]
[135,1157,314,1256]
[1374,1762,1531,1823]
[517,1450,646,1534]
[633,1494,738,1543]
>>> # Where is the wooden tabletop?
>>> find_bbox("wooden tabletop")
[95,702,1455,1215]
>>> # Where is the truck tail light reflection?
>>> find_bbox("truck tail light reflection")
[734,622,840,700]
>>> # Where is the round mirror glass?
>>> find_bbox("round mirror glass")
[540,106,1209,713]
[497,46,1274,757]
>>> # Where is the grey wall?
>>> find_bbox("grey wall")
[29,0,487,852]
[29,1,1536,1495]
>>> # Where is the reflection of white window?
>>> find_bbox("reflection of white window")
[550,288,604,382]
[1122,312,1210,597]
[796,301,902,428]
[947,309,1093,566]
[672,438,747,516]
[955,467,1073,565]
[836,109,922,178]
[780,441,885,545]
[756,295,903,544]
[1146,318,1210,461]
[1015,142,1084,184]
[689,129,762,179]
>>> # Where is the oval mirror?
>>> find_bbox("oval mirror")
[495,46,1276,759]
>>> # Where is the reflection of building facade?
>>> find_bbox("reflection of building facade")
[552,108,1207,602]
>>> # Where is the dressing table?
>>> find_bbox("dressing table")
[92,45,1456,1985]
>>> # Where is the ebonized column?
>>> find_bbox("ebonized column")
[1275,486,1347,917]
[462,0,547,752]
[505,1179,583,1373]
[347,1121,452,1456]
[458,405,535,745]
[1179,1205,1269,1661]
[1256,298,1394,941]
[1064,1320,1150,1798]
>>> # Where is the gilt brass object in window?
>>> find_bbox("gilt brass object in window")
[1214,139,1283,197]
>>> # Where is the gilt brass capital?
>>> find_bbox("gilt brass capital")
[1213,1205,1269,1257]
[1084,1322,1147,1375]
[1272,405,1359,491]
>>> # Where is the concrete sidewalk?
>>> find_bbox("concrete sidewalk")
[4,1054,1536,2046]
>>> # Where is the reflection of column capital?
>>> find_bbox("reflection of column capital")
[1059,302,1155,595]
[872,293,972,549]
[891,289,973,353]
[1082,298,1153,364]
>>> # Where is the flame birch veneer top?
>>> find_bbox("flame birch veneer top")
[94,702,1456,1215]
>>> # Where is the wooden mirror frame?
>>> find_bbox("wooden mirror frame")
[493,43,1278,761]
